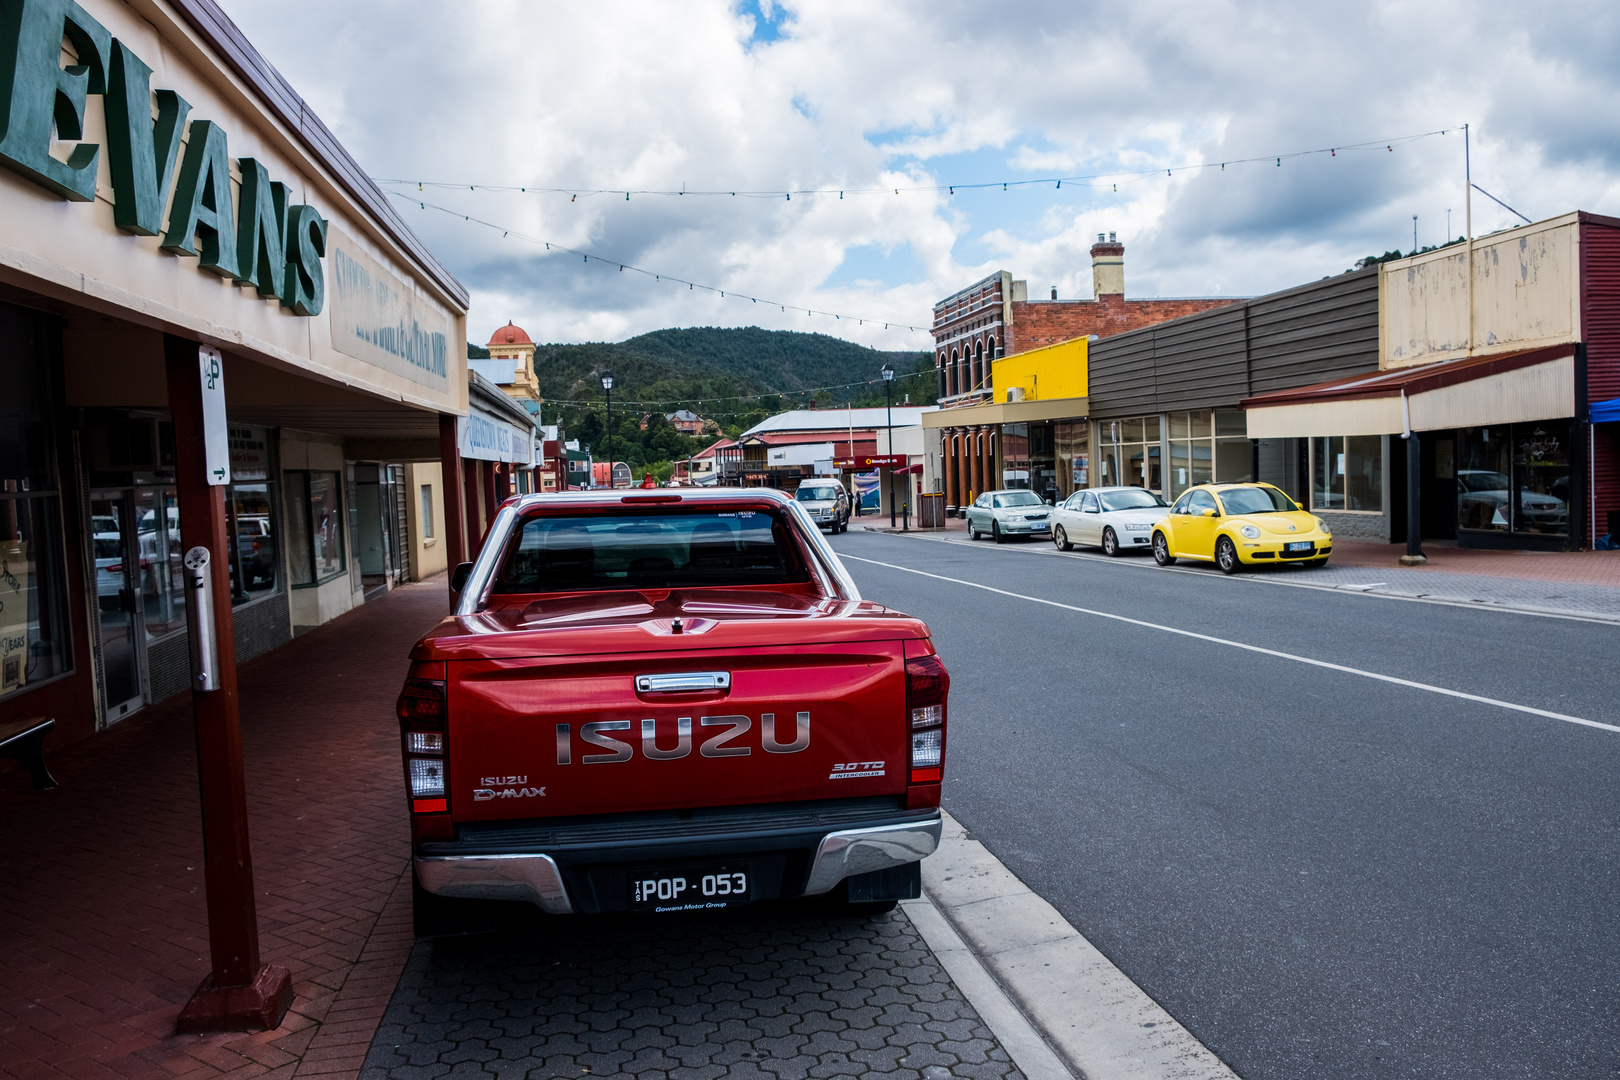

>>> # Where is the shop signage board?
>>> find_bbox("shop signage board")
[228,424,269,481]
[834,454,906,471]
[458,409,531,464]
[0,0,329,315]
[327,230,451,390]
[199,346,229,485]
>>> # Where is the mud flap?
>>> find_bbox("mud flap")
[844,861,922,904]
[412,867,498,938]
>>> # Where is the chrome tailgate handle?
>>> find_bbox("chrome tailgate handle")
[637,671,730,692]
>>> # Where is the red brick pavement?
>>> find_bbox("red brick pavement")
[1327,538,1620,588]
[0,577,450,1080]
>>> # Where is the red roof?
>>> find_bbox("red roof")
[1240,344,1576,409]
[692,438,737,460]
[739,429,878,447]
[487,321,532,346]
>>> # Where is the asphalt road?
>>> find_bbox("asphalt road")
[829,527,1620,1080]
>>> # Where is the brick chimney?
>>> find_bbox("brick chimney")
[1090,231,1124,299]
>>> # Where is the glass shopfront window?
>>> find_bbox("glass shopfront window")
[1097,416,1161,494]
[1310,436,1384,512]
[0,303,71,700]
[227,483,280,603]
[134,486,186,638]
[1054,421,1089,501]
[1000,423,1030,489]
[286,471,345,586]
[1457,423,1569,536]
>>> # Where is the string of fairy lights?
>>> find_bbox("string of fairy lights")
[376,127,1455,202]
[385,124,1461,338]
[526,364,936,419]
[387,190,933,331]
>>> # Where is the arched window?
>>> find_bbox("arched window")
[974,340,985,392]
[988,335,999,360]
[950,348,960,396]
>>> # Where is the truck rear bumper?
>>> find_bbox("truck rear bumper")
[414,811,942,914]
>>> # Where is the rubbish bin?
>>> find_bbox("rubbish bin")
[919,492,945,529]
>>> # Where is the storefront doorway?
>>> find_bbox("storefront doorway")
[88,490,143,722]
[350,463,409,597]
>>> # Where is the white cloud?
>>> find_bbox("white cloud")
[218,0,1620,350]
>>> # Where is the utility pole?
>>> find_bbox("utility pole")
[1465,123,1474,357]
[882,363,896,528]
[601,370,615,488]
[1413,214,1418,254]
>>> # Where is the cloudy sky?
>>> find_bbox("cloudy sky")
[221,0,1620,351]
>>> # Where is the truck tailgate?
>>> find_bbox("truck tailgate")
[447,640,906,820]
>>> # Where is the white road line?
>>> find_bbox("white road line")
[853,528,1620,625]
[842,553,1616,734]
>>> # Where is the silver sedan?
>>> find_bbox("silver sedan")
[1050,486,1170,556]
[964,489,1052,543]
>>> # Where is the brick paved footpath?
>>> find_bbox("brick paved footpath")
[0,577,451,1080]
[2,577,1032,1080]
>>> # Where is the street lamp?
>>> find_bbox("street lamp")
[601,370,614,489]
[881,362,896,528]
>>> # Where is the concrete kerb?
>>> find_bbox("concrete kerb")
[914,812,1239,1080]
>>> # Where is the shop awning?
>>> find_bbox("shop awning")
[1594,397,1620,423]
[921,395,1089,429]
[1241,345,1576,438]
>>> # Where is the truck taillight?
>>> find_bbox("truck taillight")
[397,678,448,812]
[905,654,948,783]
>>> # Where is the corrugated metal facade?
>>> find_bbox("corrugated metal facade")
[1087,269,1379,417]
[1581,215,1620,543]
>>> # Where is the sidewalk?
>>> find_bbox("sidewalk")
[0,577,452,1080]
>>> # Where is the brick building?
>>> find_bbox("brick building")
[932,235,1237,507]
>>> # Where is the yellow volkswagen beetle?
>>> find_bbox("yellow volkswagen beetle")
[1151,482,1332,573]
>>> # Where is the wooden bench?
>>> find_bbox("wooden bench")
[0,717,58,790]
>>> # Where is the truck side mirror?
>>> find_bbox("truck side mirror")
[450,562,473,593]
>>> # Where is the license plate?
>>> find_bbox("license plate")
[1285,541,1313,552]
[630,864,750,912]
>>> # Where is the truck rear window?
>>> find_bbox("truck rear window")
[492,509,812,593]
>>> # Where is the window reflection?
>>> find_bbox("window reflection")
[227,483,279,605]
[135,487,186,639]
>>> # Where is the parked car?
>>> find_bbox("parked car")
[1152,482,1333,573]
[400,488,947,934]
[93,532,125,599]
[964,489,1051,543]
[234,515,276,587]
[1456,470,1566,530]
[1050,486,1169,555]
[793,479,851,533]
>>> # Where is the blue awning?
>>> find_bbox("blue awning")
[1595,397,1620,423]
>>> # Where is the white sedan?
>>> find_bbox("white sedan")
[1050,486,1170,556]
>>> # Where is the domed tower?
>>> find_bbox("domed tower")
[485,321,539,402]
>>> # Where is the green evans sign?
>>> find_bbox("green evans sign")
[0,0,327,315]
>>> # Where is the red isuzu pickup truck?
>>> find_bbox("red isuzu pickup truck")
[397,488,948,933]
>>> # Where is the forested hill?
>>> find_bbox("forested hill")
[512,327,933,416]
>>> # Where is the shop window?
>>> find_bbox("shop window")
[420,485,434,539]
[1000,423,1030,489]
[227,483,280,604]
[285,471,345,586]
[1457,424,1569,535]
[1311,436,1383,512]
[0,304,71,700]
[1054,421,1089,501]
[1097,416,1162,494]
[134,486,186,637]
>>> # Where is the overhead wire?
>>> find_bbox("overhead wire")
[389,190,933,331]
[374,127,1455,201]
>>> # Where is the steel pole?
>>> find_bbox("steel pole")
[1401,430,1427,565]
[886,380,896,528]
[605,385,612,488]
